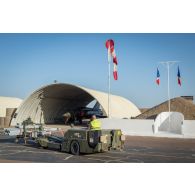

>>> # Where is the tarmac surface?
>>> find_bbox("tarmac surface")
[1,135,195,163]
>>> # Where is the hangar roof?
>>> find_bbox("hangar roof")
[11,83,141,125]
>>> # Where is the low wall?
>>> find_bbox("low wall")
[99,118,195,138]
[183,120,195,137]
[100,118,154,136]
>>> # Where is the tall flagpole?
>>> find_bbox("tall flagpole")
[159,61,179,130]
[108,47,111,118]
[106,39,117,119]
[167,63,171,128]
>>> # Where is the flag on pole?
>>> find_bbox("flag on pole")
[177,66,181,86]
[105,39,118,80]
[107,45,111,63]
[113,63,118,80]
[156,68,160,85]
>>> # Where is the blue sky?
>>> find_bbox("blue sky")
[0,33,195,108]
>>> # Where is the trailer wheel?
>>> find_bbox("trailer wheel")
[70,141,80,155]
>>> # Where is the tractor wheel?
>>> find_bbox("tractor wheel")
[70,141,80,155]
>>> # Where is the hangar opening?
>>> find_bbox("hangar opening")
[11,83,141,126]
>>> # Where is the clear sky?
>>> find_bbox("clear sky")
[0,33,195,108]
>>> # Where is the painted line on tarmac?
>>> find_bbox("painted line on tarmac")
[85,154,120,159]
[0,148,64,156]
[86,156,142,163]
[87,158,108,162]
[85,154,135,163]
[64,155,73,161]
[22,150,65,156]
[104,154,144,163]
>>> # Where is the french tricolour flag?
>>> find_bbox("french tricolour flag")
[156,68,160,85]
[177,66,181,86]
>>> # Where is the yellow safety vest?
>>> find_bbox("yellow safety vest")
[90,119,101,130]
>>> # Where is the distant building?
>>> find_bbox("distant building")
[180,96,194,104]
[136,96,195,120]
[0,96,23,128]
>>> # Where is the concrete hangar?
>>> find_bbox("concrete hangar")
[11,83,141,126]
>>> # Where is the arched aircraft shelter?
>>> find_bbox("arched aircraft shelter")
[11,83,141,125]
